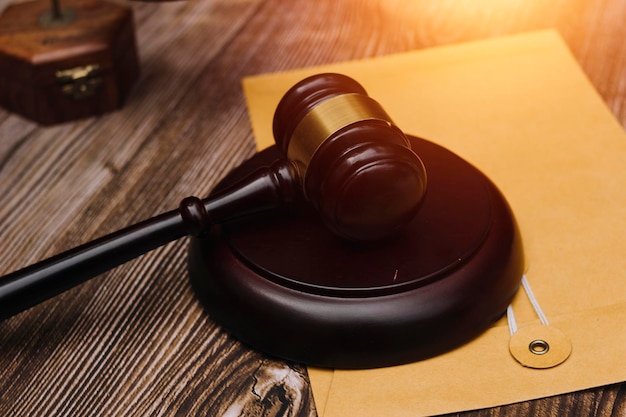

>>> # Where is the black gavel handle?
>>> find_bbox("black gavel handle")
[0,160,300,321]
[0,209,188,321]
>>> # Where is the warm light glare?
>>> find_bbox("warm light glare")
[366,0,557,45]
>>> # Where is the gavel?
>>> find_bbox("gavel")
[0,73,428,321]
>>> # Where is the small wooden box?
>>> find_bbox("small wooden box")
[0,0,140,125]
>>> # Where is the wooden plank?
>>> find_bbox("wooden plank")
[0,0,317,415]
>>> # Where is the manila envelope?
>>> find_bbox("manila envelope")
[242,30,626,416]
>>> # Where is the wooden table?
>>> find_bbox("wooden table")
[1,0,624,415]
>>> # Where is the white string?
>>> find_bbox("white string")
[507,274,548,336]
[520,274,549,326]
[506,305,518,336]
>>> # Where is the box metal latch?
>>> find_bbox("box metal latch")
[56,64,103,100]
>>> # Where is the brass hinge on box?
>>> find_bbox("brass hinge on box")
[56,64,103,100]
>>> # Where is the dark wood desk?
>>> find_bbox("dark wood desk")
[1,0,624,415]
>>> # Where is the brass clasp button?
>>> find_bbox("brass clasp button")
[56,64,103,100]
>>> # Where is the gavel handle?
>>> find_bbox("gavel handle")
[0,160,300,321]
[0,210,187,321]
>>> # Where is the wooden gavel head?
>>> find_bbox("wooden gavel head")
[273,73,427,241]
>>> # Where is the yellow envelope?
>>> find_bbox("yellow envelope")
[242,30,626,416]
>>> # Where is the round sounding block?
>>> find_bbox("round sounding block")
[188,135,524,369]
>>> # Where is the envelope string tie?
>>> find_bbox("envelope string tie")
[506,275,548,336]
[507,274,572,369]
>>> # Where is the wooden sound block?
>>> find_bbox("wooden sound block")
[0,0,139,125]
[188,136,524,369]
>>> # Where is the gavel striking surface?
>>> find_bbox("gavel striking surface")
[189,135,524,369]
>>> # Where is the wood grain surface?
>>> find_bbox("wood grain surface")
[1,0,625,416]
